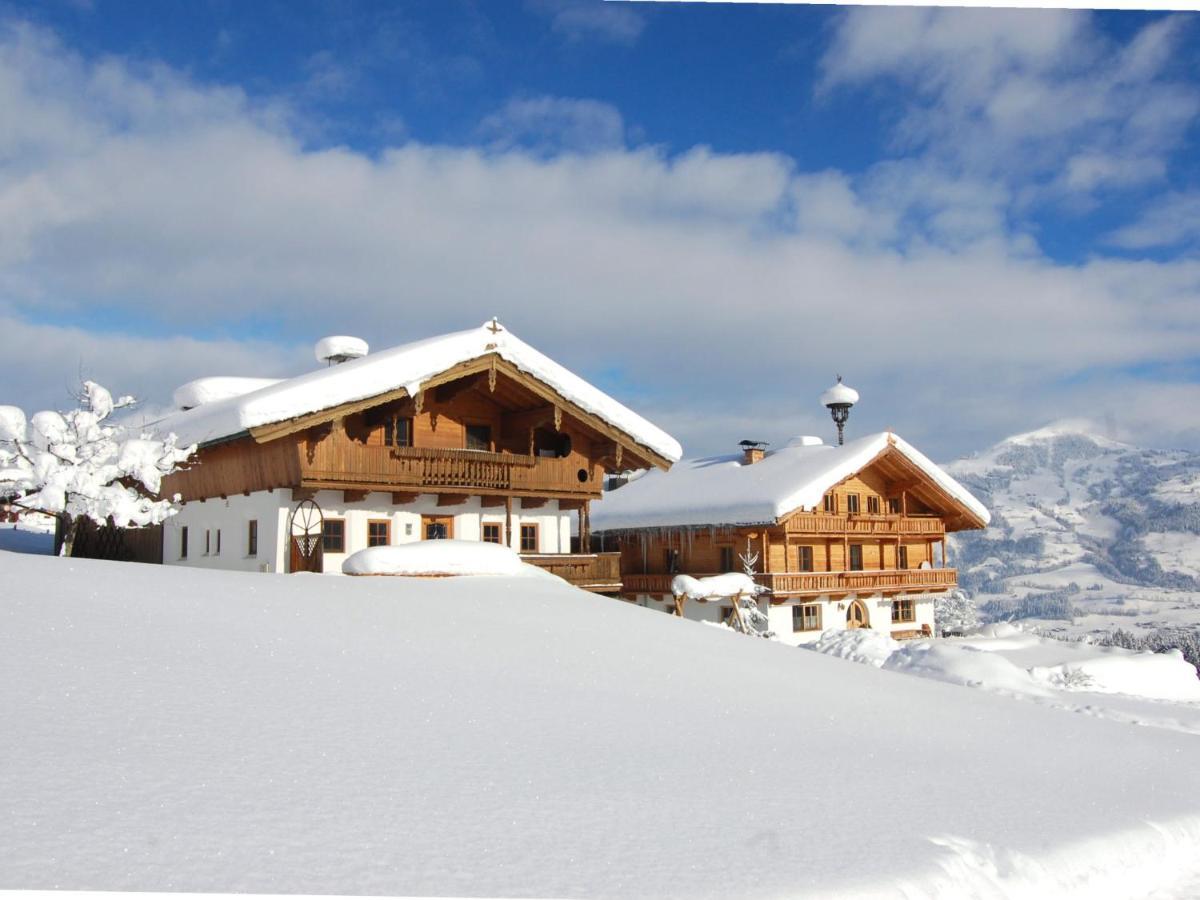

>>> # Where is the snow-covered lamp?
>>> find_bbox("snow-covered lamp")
[820,375,859,446]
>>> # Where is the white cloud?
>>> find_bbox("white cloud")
[1105,190,1200,250]
[820,9,1197,204]
[478,96,626,154]
[0,21,1199,457]
[525,0,646,46]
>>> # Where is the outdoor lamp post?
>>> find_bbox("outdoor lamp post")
[821,375,859,446]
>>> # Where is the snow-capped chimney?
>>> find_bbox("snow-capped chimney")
[739,439,768,465]
[315,336,369,366]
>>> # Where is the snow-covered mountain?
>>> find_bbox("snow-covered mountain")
[946,424,1200,633]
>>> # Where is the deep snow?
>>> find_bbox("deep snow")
[2,551,1200,898]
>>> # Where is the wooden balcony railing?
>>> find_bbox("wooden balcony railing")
[621,567,957,597]
[522,552,622,592]
[787,513,945,536]
[301,442,597,497]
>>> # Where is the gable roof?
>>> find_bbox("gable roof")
[155,321,682,465]
[589,431,989,532]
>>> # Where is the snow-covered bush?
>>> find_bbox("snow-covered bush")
[934,590,980,637]
[0,382,195,556]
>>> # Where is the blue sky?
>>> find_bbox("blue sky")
[1,1,1199,458]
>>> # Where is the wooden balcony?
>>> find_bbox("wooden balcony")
[621,567,957,598]
[786,513,945,536]
[522,552,622,593]
[300,443,599,498]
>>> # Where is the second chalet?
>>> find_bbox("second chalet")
[153,320,682,590]
[589,427,989,644]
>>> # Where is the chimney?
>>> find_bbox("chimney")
[739,439,768,465]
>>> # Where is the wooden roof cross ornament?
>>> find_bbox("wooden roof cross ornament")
[488,317,502,334]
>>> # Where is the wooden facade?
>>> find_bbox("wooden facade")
[162,355,668,591]
[603,442,984,606]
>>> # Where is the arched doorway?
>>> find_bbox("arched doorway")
[846,599,869,629]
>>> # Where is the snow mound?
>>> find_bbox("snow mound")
[883,641,1050,695]
[670,572,760,600]
[172,377,283,410]
[806,621,1200,706]
[342,539,532,577]
[808,628,900,667]
[1031,651,1200,702]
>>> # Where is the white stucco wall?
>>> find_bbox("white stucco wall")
[636,591,940,645]
[163,490,288,573]
[164,490,571,574]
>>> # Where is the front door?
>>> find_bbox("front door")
[422,515,454,540]
[846,599,869,629]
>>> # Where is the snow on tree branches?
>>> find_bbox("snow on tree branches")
[0,382,195,556]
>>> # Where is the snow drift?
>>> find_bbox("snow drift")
[3,552,1200,897]
[342,539,536,578]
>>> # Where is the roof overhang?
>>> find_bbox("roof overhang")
[245,352,675,471]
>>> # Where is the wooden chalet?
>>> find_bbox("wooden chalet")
[153,321,681,590]
[589,431,989,643]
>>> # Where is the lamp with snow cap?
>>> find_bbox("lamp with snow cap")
[820,375,859,446]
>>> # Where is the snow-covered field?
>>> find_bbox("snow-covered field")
[3,552,1200,898]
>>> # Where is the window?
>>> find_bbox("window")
[793,603,821,632]
[423,516,453,540]
[887,497,902,515]
[383,415,413,447]
[846,494,861,515]
[482,523,502,544]
[465,423,492,451]
[247,520,258,557]
[205,529,211,555]
[664,548,680,574]
[849,544,864,571]
[797,545,814,572]
[180,526,188,560]
[867,496,880,515]
[898,545,909,569]
[719,545,735,572]
[892,598,915,623]
[215,529,222,555]
[823,494,836,513]
[520,523,539,552]
[322,519,345,553]
[368,519,391,547]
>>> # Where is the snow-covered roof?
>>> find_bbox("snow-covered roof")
[155,321,682,464]
[172,377,284,411]
[589,431,990,531]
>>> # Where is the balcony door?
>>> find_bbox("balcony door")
[422,515,454,540]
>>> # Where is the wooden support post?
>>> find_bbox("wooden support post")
[505,497,513,549]
[729,591,747,633]
[673,594,686,617]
